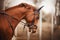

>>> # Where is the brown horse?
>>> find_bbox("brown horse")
[0,3,43,40]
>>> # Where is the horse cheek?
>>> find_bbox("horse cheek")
[26,15,34,23]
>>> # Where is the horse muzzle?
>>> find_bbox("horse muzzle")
[28,25,37,33]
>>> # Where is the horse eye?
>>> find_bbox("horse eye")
[27,7,31,9]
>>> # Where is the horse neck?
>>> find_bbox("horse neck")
[5,7,27,20]
[5,7,26,30]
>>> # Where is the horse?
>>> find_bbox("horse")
[0,3,43,40]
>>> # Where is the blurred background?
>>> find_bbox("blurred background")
[0,0,4,10]
[0,0,60,40]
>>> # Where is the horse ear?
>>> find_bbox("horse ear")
[37,6,44,12]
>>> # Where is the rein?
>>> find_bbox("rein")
[0,10,39,34]
[0,12,18,35]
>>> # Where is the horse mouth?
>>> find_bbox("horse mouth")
[29,28,37,33]
[29,25,37,33]
[32,29,37,33]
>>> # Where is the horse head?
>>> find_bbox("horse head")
[24,4,44,33]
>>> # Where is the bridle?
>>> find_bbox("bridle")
[24,10,40,33]
[24,6,44,33]
[0,6,43,35]
[0,10,39,35]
